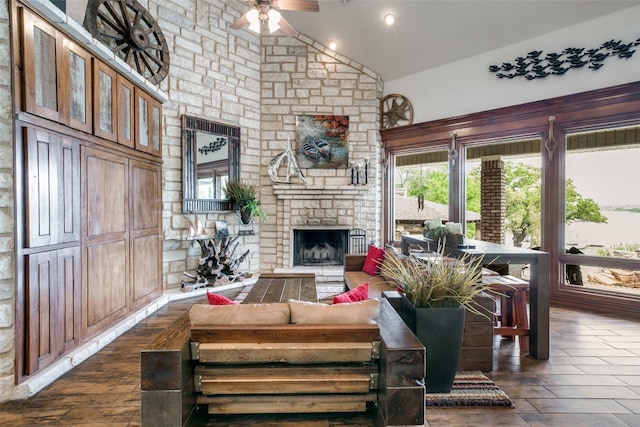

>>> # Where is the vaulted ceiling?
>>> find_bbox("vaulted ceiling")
[281,0,640,82]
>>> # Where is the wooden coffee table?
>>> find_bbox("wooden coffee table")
[242,273,317,304]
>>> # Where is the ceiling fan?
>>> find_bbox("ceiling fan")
[231,0,319,37]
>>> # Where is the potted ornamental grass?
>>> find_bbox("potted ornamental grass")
[380,243,494,393]
[223,180,267,225]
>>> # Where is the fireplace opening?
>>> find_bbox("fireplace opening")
[293,229,348,266]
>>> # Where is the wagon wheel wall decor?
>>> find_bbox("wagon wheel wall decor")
[380,93,413,129]
[84,0,170,84]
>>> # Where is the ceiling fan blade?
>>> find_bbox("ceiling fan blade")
[274,0,319,12]
[278,17,299,37]
[231,12,249,29]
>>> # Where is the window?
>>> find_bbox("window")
[392,149,449,241]
[563,126,640,296]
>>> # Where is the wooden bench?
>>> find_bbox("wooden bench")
[141,298,426,426]
[191,323,380,415]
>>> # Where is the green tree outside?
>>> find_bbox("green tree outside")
[400,161,607,247]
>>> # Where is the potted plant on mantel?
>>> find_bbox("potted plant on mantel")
[223,180,267,225]
[380,245,495,393]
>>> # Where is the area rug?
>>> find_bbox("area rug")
[426,371,514,408]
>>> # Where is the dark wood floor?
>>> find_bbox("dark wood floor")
[2,286,639,426]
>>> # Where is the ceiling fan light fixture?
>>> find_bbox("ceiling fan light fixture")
[384,14,395,26]
[267,9,281,33]
[247,8,261,33]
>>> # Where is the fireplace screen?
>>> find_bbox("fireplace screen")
[293,229,348,266]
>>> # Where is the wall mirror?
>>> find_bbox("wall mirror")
[182,115,240,212]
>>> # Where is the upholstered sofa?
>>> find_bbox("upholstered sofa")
[344,254,397,298]
[141,298,426,427]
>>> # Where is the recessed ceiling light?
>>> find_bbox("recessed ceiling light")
[384,14,395,26]
[329,41,337,51]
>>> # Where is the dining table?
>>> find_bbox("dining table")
[400,235,550,360]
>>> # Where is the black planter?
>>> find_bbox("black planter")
[239,209,252,225]
[401,295,465,393]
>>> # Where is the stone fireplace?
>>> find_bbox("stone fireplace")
[292,229,348,266]
[270,184,377,271]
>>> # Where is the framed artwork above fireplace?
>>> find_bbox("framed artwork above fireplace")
[295,115,349,169]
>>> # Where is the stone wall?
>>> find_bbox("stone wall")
[148,0,263,289]
[0,0,384,401]
[0,0,15,402]
[258,34,383,270]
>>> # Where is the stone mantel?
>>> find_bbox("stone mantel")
[272,184,370,199]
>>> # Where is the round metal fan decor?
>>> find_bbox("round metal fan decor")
[84,0,170,84]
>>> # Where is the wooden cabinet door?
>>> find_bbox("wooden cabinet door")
[24,127,80,248]
[134,88,162,156]
[129,159,162,308]
[134,87,150,153]
[61,38,93,133]
[150,98,162,156]
[82,147,129,337]
[92,60,118,142]
[25,246,80,375]
[21,7,63,122]
[117,76,135,148]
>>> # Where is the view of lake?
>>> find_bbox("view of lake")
[566,210,640,251]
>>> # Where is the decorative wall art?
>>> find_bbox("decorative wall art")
[489,36,640,80]
[380,93,413,129]
[197,135,227,159]
[214,220,229,238]
[296,115,349,169]
[268,137,306,183]
[83,0,170,84]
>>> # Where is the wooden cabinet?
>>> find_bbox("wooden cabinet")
[81,148,162,337]
[130,160,162,308]
[20,6,161,154]
[21,8,63,123]
[25,245,81,375]
[15,4,164,381]
[24,127,80,248]
[21,8,93,133]
[82,147,130,337]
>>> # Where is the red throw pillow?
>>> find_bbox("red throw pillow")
[333,282,369,304]
[207,292,237,305]
[362,245,385,276]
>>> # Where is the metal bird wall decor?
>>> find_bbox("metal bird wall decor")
[489,36,640,80]
[197,137,227,155]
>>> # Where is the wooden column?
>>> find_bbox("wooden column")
[140,312,196,427]
[375,300,426,426]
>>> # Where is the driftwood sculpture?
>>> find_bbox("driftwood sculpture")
[182,236,250,291]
